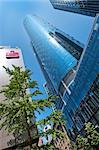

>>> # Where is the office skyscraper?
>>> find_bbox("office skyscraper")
[63,14,99,138]
[50,0,99,17]
[24,14,99,139]
[24,15,83,110]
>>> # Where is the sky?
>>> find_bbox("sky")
[0,0,94,120]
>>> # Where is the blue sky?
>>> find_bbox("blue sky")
[0,0,94,120]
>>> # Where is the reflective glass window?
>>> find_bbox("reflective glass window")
[95,111,99,122]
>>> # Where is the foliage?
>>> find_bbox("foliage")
[36,110,66,150]
[85,122,99,147]
[32,143,59,150]
[71,141,77,150]
[36,110,65,141]
[73,122,99,150]
[0,65,66,149]
[0,66,54,147]
[76,135,89,150]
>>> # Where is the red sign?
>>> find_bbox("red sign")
[6,51,19,59]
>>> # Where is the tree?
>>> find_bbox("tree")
[0,65,54,149]
[0,65,67,150]
[71,141,77,150]
[76,135,88,150]
[36,110,65,150]
[32,143,59,150]
[75,122,99,150]
[85,122,99,149]
[0,65,69,150]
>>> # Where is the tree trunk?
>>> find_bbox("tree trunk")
[24,109,32,148]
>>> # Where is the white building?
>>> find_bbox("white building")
[0,46,25,150]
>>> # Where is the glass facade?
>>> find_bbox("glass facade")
[63,14,99,137]
[50,0,99,17]
[24,14,99,138]
[71,75,99,137]
[24,15,83,109]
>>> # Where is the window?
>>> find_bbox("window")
[78,113,85,124]
[75,116,83,130]
[95,111,99,122]
[59,82,66,96]
[91,117,98,125]
[91,95,99,106]
[87,98,96,112]
[63,69,75,86]
[49,31,83,60]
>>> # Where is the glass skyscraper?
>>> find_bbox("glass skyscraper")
[24,14,99,138]
[24,15,83,110]
[50,0,99,17]
[63,14,99,138]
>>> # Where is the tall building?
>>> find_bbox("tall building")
[24,14,99,140]
[50,0,99,17]
[63,14,99,138]
[0,46,25,149]
[24,15,83,110]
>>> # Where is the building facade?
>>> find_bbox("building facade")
[72,75,99,137]
[24,14,99,140]
[0,46,25,149]
[63,14,99,138]
[50,0,99,17]
[24,15,83,110]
